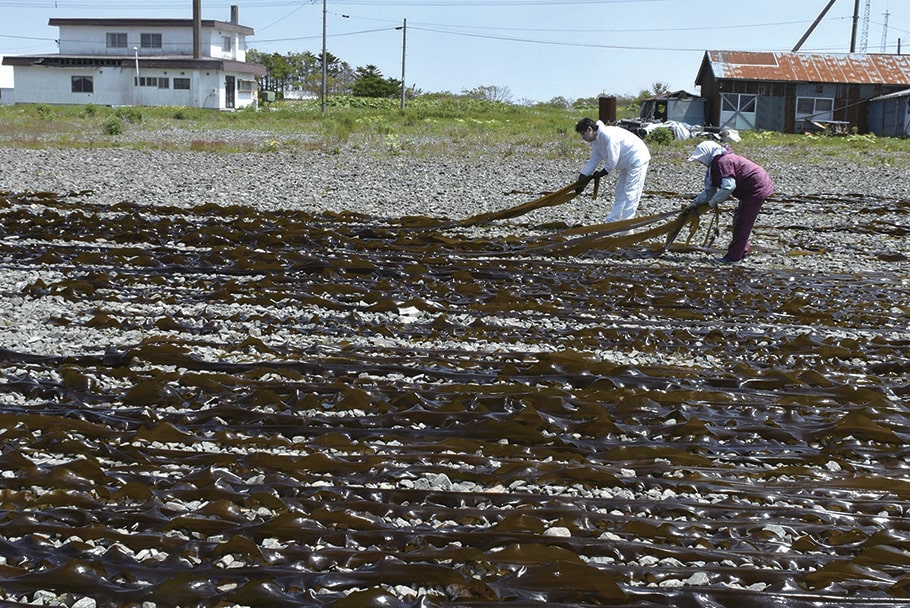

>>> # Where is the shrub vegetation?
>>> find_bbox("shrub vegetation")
[0,97,907,169]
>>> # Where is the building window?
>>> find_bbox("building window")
[140,33,162,49]
[72,76,93,93]
[238,80,254,92]
[46,57,119,67]
[174,78,191,90]
[796,96,834,124]
[135,76,169,88]
[106,33,127,49]
[223,36,233,53]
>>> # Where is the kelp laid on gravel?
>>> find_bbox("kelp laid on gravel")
[0,190,909,607]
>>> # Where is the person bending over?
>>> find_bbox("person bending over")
[574,117,651,223]
[687,140,774,263]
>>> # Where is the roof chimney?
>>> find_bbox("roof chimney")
[193,0,202,59]
[231,5,239,25]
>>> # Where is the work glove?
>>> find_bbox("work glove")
[574,172,593,195]
[708,189,731,208]
[593,168,608,179]
[686,190,709,209]
[708,179,735,208]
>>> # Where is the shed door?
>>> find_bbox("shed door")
[719,93,756,130]
[225,76,235,109]
[882,99,900,136]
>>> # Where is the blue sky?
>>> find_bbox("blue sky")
[0,0,908,102]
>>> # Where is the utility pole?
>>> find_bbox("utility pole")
[321,0,327,113]
[792,0,837,52]
[399,18,407,110]
[796,0,865,53]
[850,0,861,52]
[133,46,140,106]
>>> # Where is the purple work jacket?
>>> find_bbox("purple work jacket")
[710,153,775,200]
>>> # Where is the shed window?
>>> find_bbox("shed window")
[174,78,191,90]
[796,96,834,123]
[71,76,93,93]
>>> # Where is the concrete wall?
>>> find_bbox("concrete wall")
[11,64,255,109]
[57,25,245,62]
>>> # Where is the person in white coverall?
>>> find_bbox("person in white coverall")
[574,117,651,223]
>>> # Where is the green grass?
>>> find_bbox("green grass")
[1,98,909,169]
[0,98,586,152]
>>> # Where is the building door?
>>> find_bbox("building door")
[881,99,900,137]
[225,76,235,109]
[719,93,756,130]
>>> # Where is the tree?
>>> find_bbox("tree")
[462,85,512,103]
[322,52,356,95]
[247,49,354,96]
[247,50,295,93]
[573,96,600,109]
[351,65,402,98]
[650,81,672,96]
[294,51,322,92]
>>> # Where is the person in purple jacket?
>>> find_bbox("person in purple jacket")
[687,140,775,263]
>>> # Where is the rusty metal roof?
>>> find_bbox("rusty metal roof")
[702,51,910,85]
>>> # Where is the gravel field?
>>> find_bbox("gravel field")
[3,134,910,274]
[0,131,909,607]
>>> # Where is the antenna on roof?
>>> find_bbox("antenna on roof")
[880,11,890,53]
[860,0,870,52]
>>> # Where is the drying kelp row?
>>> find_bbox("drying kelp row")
[0,190,909,607]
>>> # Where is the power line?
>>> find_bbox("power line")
[247,14,856,52]
[0,33,56,42]
[255,26,398,43]
[0,1,884,55]
[407,24,707,51]
[405,17,831,35]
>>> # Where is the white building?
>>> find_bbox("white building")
[1,5,266,110]
[0,56,14,104]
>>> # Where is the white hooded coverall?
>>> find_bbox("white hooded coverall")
[582,120,651,223]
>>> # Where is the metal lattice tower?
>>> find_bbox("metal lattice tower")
[860,0,871,52]
[881,10,890,52]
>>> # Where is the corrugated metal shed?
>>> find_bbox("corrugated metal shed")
[704,51,910,85]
